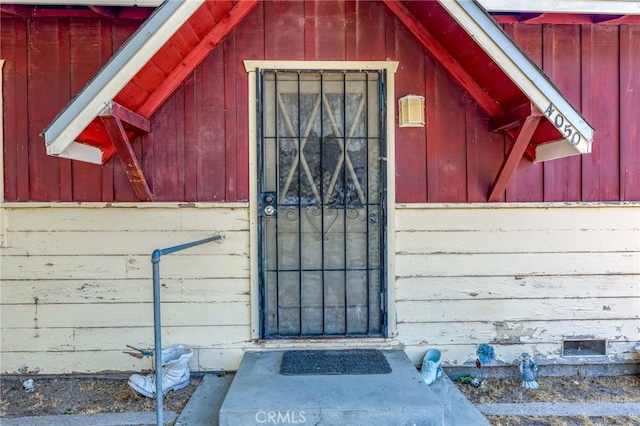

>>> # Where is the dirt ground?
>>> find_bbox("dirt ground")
[455,375,640,426]
[455,375,640,404]
[0,374,201,418]
[1,373,639,425]
[486,416,640,426]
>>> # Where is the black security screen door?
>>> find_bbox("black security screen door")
[257,70,387,339]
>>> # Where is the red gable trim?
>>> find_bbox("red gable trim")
[136,0,258,117]
[383,0,503,117]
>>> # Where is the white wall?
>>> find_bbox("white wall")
[0,203,251,374]
[395,203,640,367]
[0,202,638,374]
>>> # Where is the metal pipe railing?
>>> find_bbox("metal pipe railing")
[151,234,223,425]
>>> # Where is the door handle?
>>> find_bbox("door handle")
[259,191,277,217]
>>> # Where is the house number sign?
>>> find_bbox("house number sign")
[544,103,582,147]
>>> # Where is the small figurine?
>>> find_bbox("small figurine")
[519,352,539,389]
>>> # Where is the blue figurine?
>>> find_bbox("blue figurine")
[519,353,539,389]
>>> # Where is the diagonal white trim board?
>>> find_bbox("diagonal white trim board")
[42,0,204,159]
[440,0,594,157]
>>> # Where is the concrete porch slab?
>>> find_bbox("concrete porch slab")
[219,349,444,426]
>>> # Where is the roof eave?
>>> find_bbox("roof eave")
[439,0,594,159]
[42,0,204,162]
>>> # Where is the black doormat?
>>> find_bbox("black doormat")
[280,349,392,375]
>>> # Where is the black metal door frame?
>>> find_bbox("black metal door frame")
[256,69,388,339]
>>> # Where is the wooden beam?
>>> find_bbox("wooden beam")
[0,5,32,17]
[488,112,542,202]
[595,15,640,25]
[118,7,154,20]
[88,6,118,19]
[481,0,640,14]
[1,4,150,19]
[496,12,640,25]
[383,0,503,117]
[100,101,151,132]
[31,8,102,18]
[489,14,522,24]
[490,102,538,132]
[101,116,153,201]
[520,13,594,24]
[136,0,259,117]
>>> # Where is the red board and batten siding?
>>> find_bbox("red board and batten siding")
[620,25,640,201]
[2,1,639,203]
[505,24,544,202]
[1,17,140,201]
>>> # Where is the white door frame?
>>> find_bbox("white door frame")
[244,60,399,341]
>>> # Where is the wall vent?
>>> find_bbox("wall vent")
[562,339,607,357]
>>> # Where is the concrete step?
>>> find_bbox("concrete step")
[430,374,491,426]
[219,349,444,426]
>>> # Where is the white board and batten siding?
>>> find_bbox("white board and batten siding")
[0,202,639,374]
[395,203,640,367]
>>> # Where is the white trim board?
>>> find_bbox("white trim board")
[479,0,640,14]
[244,60,399,340]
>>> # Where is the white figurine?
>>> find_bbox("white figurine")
[519,353,539,390]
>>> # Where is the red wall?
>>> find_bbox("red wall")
[2,1,639,202]
[2,17,140,202]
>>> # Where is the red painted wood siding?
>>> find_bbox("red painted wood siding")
[1,17,140,201]
[2,1,639,202]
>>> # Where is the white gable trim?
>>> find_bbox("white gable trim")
[42,0,204,160]
[440,0,594,159]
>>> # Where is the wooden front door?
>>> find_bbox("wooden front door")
[257,70,387,339]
